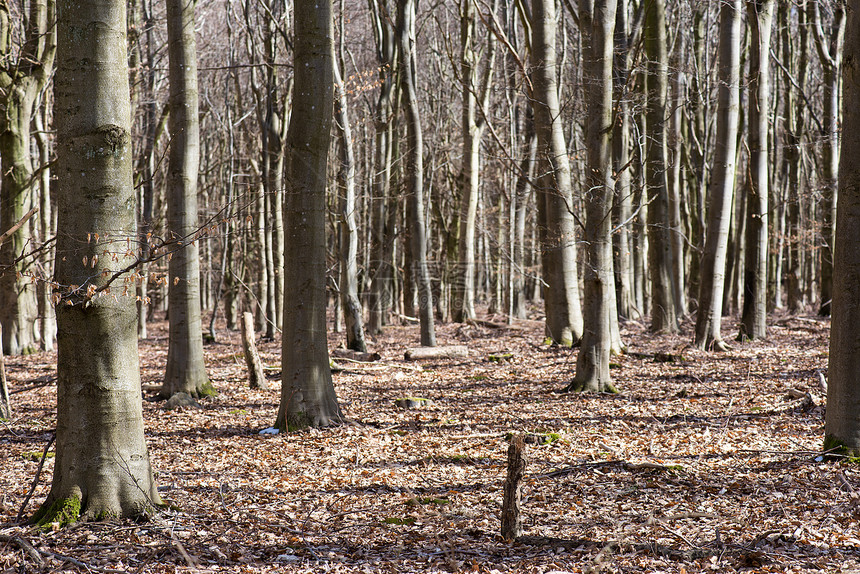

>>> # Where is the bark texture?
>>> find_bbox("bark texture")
[39,0,161,523]
[530,0,583,345]
[162,0,211,398]
[825,0,860,456]
[695,0,741,352]
[569,0,618,393]
[277,0,343,430]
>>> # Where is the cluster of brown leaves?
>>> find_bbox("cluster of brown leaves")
[1,310,859,573]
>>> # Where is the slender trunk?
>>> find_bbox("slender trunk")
[531,0,583,345]
[739,0,774,342]
[162,0,211,398]
[397,0,436,346]
[0,0,54,355]
[334,57,368,352]
[644,0,677,333]
[695,0,741,351]
[569,0,618,393]
[811,2,846,316]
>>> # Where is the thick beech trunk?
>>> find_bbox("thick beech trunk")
[825,0,860,456]
[38,0,161,523]
[276,0,343,430]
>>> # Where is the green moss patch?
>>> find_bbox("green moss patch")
[32,495,82,529]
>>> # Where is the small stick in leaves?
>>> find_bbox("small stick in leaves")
[501,434,526,540]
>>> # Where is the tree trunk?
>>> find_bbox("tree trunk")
[739,0,774,342]
[825,0,860,456]
[612,0,636,321]
[568,0,618,393]
[531,0,583,346]
[695,0,741,352]
[333,56,368,353]
[162,0,211,399]
[367,0,398,335]
[276,0,343,430]
[38,0,161,523]
[644,0,678,333]
[811,2,846,317]
[0,0,55,356]
[452,0,496,322]
[397,0,436,347]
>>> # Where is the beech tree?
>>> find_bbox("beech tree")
[530,0,583,346]
[695,0,742,352]
[161,0,212,399]
[811,0,846,316]
[36,0,161,524]
[276,0,343,430]
[738,0,774,342]
[643,0,677,333]
[825,0,860,456]
[397,0,436,347]
[568,0,618,393]
[0,0,55,355]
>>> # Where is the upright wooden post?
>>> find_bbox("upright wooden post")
[501,434,526,539]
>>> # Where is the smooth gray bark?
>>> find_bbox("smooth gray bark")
[162,0,211,399]
[739,0,774,342]
[333,56,368,353]
[276,0,344,430]
[397,0,436,347]
[811,1,846,317]
[367,0,398,334]
[825,0,860,456]
[38,0,161,523]
[531,0,583,345]
[568,0,618,393]
[0,0,54,355]
[643,0,677,333]
[695,0,741,352]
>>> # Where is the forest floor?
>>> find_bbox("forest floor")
[1,308,859,573]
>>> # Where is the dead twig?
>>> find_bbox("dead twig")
[16,432,55,522]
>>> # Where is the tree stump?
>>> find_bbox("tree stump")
[501,434,526,540]
[241,312,269,390]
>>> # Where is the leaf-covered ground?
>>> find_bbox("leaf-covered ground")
[2,311,859,573]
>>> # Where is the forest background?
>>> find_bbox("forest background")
[2,0,860,572]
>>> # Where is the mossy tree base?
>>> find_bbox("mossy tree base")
[823,436,860,459]
[562,379,618,394]
[32,495,82,529]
